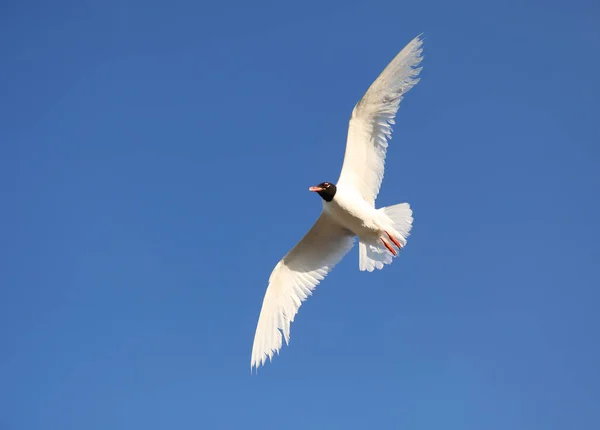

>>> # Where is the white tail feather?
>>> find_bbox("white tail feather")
[359,203,413,272]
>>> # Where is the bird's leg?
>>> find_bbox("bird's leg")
[385,231,402,249]
[380,238,397,256]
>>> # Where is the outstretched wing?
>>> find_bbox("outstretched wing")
[337,35,424,206]
[251,213,355,370]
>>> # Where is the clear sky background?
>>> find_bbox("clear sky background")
[1,0,599,429]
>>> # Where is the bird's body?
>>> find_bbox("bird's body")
[323,186,387,241]
[251,34,424,370]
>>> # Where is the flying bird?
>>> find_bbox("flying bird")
[251,35,424,370]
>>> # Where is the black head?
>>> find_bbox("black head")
[309,182,337,202]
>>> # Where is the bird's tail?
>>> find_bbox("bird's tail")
[359,203,413,272]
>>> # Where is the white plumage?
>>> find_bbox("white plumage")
[338,35,424,206]
[250,214,355,370]
[251,35,424,370]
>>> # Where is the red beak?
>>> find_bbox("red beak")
[309,186,324,192]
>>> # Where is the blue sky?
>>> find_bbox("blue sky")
[1,0,599,428]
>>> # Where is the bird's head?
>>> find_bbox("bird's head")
[309,182,337,202]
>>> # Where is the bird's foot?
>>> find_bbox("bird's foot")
[380,238,397,256]
[385,231,402,249]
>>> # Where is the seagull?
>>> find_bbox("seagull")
[251,35,424,370]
